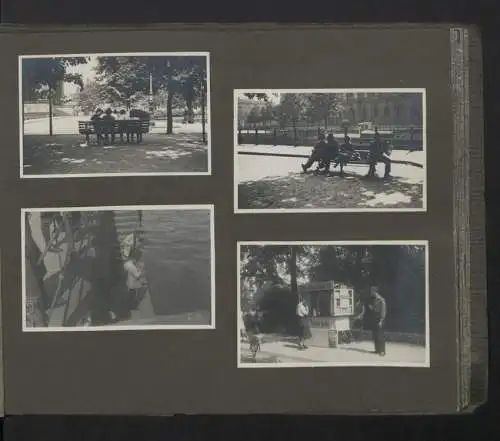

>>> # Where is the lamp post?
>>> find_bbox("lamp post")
[201,72,207,144]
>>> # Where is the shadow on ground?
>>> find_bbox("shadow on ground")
[238,171,423,209]
[23,133,208,175]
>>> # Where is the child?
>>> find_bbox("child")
[123,249,147,309]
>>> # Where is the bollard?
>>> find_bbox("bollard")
[328,328,339,348]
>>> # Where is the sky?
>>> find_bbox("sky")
[64,56,98,95]
[238,91,281,104]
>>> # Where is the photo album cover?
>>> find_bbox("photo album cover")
[0,24,487,416]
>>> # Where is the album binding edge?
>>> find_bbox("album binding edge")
[451,26,487,412]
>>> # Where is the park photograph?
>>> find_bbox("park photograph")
[19,52,210,178]
[234,89,426,213]
[238,241,429,368]
[22,205,215,331]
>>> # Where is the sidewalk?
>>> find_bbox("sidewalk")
[241,339,427,365]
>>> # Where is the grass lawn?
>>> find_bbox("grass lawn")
[23,133,208,175]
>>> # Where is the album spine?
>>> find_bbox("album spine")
[450,26,472,411]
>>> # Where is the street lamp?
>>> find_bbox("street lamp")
[148,72,155,126]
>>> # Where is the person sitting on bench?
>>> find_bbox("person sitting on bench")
[318,132,340,173]
[90,108,104,144]
[100,108,116,145]
[302,133,327,173]
[116,109,128,142]
[367,130,391,179]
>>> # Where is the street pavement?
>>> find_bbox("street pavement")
[236,145,425,210]
[240,328,426,365]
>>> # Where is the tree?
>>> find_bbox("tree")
[246,107,261,125]
[75,80,110,114]
[95,55,207,136]
[243,93,269,101]
[275,93,306,129]
[260,103,275,126]
[22,57,88,135]
[303,93,341,129]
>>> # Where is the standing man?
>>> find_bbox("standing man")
[367,130,391,179]
[355,286,387,356]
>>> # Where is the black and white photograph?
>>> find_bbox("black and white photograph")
[238,241,429,367]
[22,205,215,331]
[20,52,210,178]
[235,89,426,212]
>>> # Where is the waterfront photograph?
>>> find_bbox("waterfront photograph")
[235,89,426,213]
[238,241,429,367]
[22,205,214,331]
[20,52,210,177]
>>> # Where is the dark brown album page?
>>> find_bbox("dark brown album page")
[0,24,457,414]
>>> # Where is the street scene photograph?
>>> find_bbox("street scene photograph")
[238,241,429,367]
[22,205,214,331]
[20,52,210,177]
[235,89,426,212]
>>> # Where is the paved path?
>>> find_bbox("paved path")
[241,339,426,366]
[24,116,206,136]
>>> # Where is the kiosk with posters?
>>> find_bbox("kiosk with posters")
[299,281,355,348]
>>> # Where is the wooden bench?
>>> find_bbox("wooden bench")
[78,119,150,145]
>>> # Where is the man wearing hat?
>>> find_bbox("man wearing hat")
[354,286,387,355]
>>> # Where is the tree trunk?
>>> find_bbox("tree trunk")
[289,246,298,301]
[201,78,206,143]
[166,91,173,135]
[48,88,54,136]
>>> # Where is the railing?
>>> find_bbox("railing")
[237,125,423,150]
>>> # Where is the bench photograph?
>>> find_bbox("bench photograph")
[20,52,211,178]
[234,89,426,212]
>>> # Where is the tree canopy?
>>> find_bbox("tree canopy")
[22,57,88,98]
[240,244,426,333]
[241,92,344,128]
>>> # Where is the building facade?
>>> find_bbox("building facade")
[335,92,423,127]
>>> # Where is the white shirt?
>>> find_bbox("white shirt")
[124,259,144,290]
[296,302,309,317]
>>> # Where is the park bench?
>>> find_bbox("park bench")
[78,119,150,145]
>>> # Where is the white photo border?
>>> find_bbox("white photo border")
[236,240,430,368]
[21,204,216,332]
[19,52,212,178]
[233,88,427,213]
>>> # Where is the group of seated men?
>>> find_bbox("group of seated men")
[302,129,392,179]
[301,133,355,175]
[89,107,145,145]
